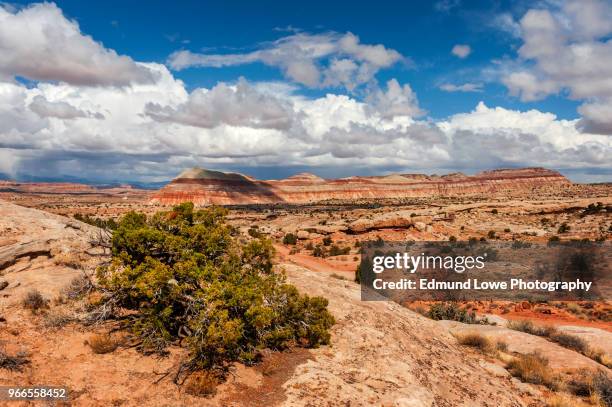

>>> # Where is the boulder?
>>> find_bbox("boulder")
[414,222,426,232]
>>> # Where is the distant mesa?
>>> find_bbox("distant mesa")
[150,167,571,206]
[175,168,255,182]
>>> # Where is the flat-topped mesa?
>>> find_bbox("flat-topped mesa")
[0,181,98,194]
[149,167,571,206]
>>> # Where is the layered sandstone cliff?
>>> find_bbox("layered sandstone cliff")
[150,167,571,205]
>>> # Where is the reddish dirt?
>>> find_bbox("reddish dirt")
[220,348,313,406]
[494,309,612,332]
[407,300,612,332]
[274,244,355,277]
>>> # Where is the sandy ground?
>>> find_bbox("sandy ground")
[1,189,611,406]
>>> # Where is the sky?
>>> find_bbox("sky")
[0,0,610,184]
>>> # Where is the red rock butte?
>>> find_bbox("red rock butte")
[149,167,571,206]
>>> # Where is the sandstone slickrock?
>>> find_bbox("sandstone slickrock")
[281,264,530,406]
[347,214,432,234]
[438,320,607,370]
[150,167,571,206]
[0,200,103,303]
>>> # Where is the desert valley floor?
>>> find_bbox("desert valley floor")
[0,169,610,406]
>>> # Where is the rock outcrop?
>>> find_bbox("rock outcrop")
[280,263,532,406]
[0,200,105,304]
[150,167,571,206]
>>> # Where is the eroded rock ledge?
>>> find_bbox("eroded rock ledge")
[151,167,570,206]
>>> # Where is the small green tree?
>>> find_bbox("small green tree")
[282,233,298,245]
[95,203,334,376]
[329,245,350,256]
[247,227,261,238]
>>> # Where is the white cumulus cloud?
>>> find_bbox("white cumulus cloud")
[501,0,612,134]
[167,32,404,91]
[0,3,155,86]
[145,78,296,130]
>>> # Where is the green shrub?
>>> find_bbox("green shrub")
[322,236,332,246]
[95,202,334,374]
[549,332,588,353]
[507,320,557,337]
[355,256,370,284]
[427,302,477,324]
[558,223,571,234]
[247,227,261,238]
[328,245,350,256]
[282,233,297,245]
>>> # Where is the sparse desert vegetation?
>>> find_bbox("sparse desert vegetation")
[0,349,30,372]
[508,320,612,368]
[507,353,560,389]
[0,179,609,405]
[87,333,119,354]
[93,203,334,378]
[21,289,49,313]
[455,332,495,353]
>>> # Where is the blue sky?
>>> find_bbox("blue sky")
[0,0,610,183]
[29,0,581,120]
